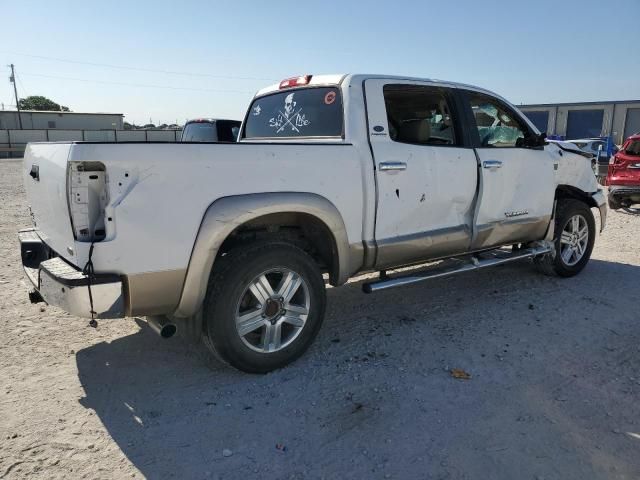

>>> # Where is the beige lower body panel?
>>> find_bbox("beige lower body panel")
[472,216,551,251]
[125,269,186,317]
[374,225,471,270]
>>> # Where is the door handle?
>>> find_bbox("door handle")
[379,162,407,171]
[483,160,503,170]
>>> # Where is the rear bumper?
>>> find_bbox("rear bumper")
[591,190,607,232]
[19,229,125,319]
[609,185,640,195]
[608,185,640,206]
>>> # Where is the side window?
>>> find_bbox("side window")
[468,93,529,148]
[626,140,640,156]
[383,84,458,146]
[217,121,241,142]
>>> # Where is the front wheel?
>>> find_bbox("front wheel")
[202,242,326,373]
[535,199,596,277]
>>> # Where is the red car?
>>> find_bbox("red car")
[607,133,640,211]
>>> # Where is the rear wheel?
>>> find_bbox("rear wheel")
[202,242,326,373]
[535,199,595,277]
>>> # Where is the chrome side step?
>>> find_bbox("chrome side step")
[362,245,552,294]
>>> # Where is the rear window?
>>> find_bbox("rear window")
[243,87,343,139]
[182,122,217,142]
[625,140,640,156]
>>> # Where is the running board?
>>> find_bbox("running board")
[362,245,552,294]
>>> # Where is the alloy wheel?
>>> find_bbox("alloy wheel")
[234,268,310,353]
[559,214,589,266]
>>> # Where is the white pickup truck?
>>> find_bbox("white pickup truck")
[19,74,606,373]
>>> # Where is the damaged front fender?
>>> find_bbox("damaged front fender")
[591,190,607,232]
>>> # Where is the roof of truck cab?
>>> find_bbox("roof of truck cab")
[254,74,502,99]
[184,118,241,124]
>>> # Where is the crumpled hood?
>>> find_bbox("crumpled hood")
[547,140,593,159]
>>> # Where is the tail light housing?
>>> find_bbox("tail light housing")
[67,162,108,242]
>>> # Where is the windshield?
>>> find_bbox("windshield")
[243,87,343,139]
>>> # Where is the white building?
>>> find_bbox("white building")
[519,100,640,144]
[0,110,123,130]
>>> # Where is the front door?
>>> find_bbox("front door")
[365,80,478,268]
[462,91,556,249]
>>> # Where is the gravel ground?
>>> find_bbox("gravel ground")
[1,158,639,480]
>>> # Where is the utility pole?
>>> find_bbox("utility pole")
[9,64,23,129]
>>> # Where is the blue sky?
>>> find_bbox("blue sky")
[2,0,638,125]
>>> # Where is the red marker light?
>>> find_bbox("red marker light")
[279,75,312,89]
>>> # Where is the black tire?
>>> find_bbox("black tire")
[202,242,326,373]
[608,195,622,210]
[535,199,596,277]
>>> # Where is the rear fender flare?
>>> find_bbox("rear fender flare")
[173,192,352,318]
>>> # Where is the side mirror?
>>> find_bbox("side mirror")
[524,131,547,148]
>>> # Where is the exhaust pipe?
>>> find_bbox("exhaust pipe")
[145,315,177,339]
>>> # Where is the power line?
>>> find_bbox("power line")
[20,72,256,94]
[1,51,275,82]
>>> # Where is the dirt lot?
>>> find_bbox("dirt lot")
[1,158,639,479]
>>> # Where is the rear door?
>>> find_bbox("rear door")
[461,90,556,249]
[365,79,478,268]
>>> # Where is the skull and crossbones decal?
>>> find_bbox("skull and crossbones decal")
[268,93,310,133]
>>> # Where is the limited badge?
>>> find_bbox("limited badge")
[324,91,336,105]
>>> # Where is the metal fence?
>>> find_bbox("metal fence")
[0,129,183,158]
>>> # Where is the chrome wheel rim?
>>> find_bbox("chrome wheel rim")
[235,268,310,353]
[559,214,589,266]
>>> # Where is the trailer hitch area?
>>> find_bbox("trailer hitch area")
[28,289,44,304]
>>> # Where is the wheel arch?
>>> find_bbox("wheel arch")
[555,184,607,233]
[555,184,598,209]
[173,192,357,318]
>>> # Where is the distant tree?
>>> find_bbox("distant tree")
[124,121,133,130]
[143,123,156,129]
[18,96,70,112]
